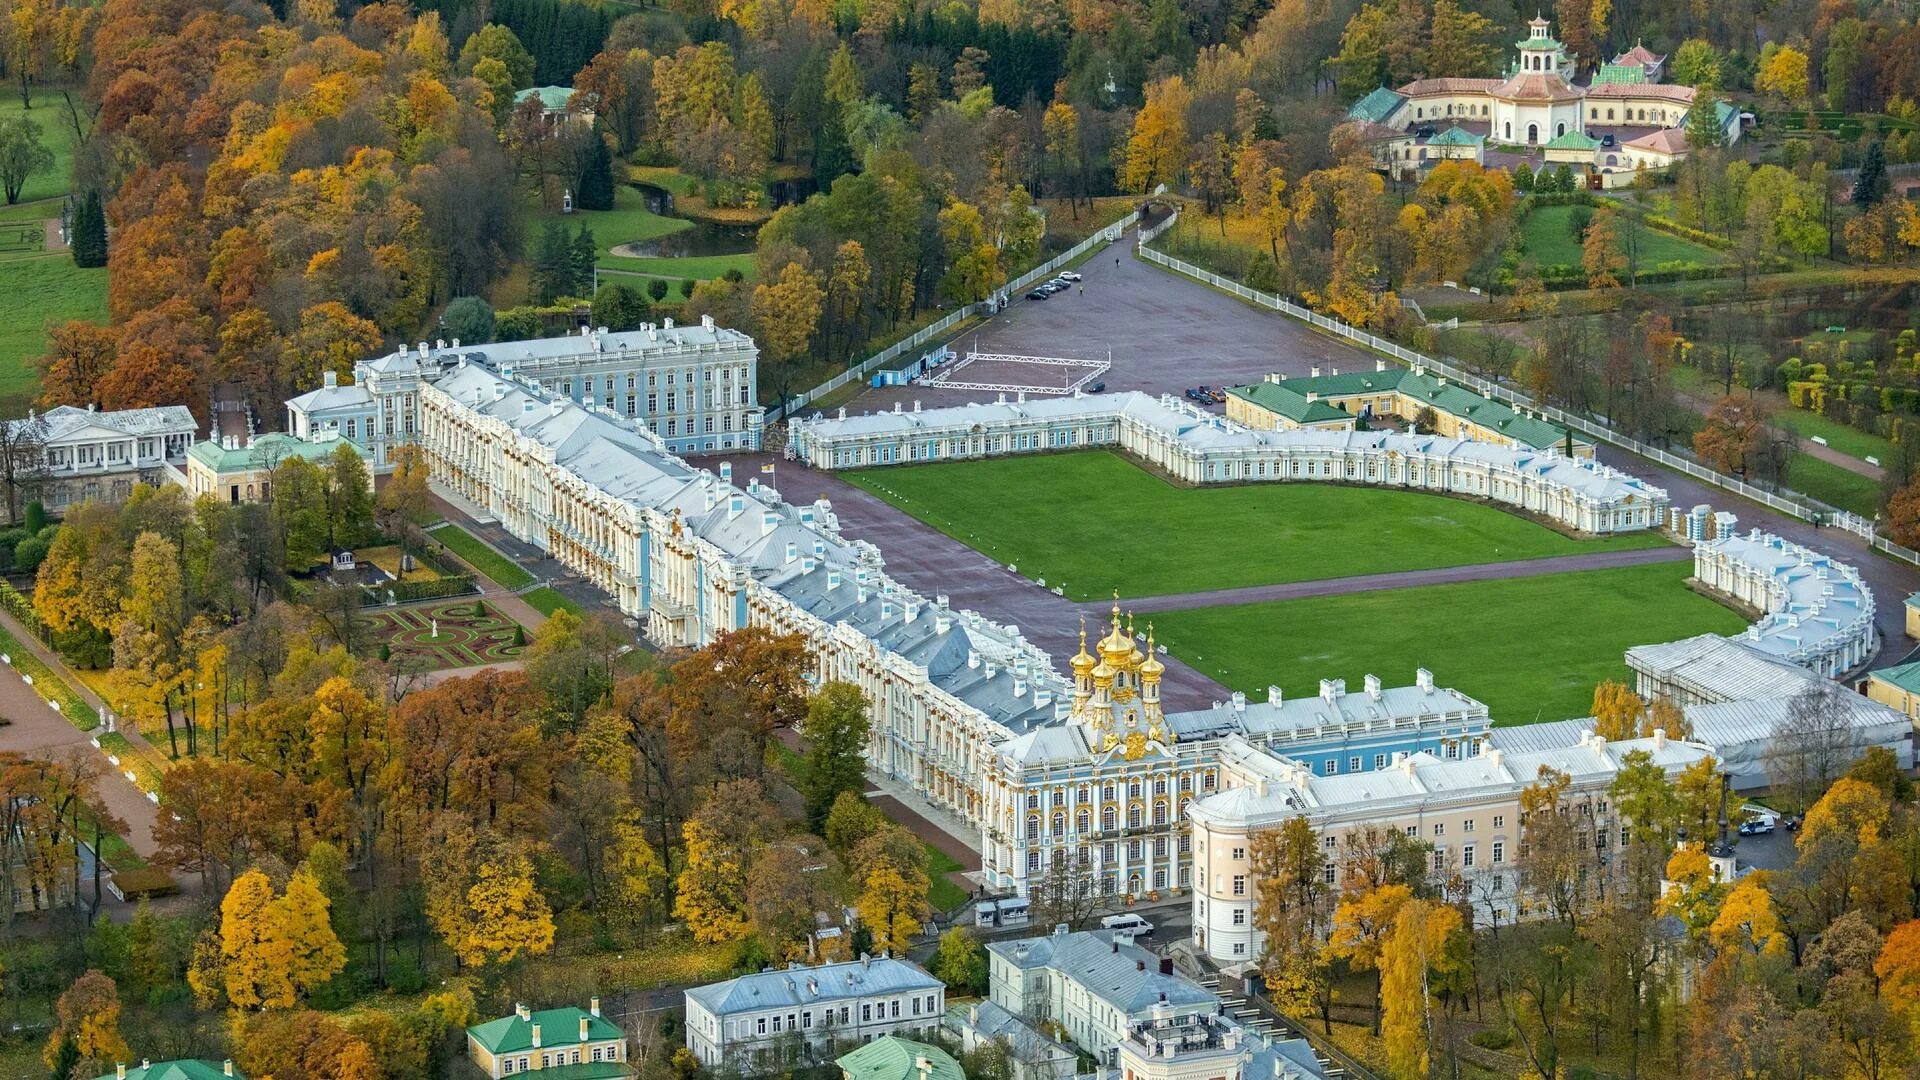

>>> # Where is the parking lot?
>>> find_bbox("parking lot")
[819,234,1374,416]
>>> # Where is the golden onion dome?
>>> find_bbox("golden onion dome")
[1098,603,1133,660]
[1139,625,1165,678]
[1070,623,1096,676]
[1091,659,1116,683]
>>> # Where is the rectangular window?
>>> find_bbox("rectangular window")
[1492,842,1505,864]
[1374,754,1386,769]
[1406,826,1418,837]
[1432,823,1444,837]
[1232,875,1246,896]
[1350,756,1362,772]
[1232,908,1246,925]
[757,1018,767,1035]
[1323,760,1336,775]
[891,1001,900,1018]
[1463,819,1474,832]
[1230,847,1244,861]
[1463,845,1475,868]
[1493,815,1505,829]
[862,1005,871,1022]
[1323,865,1337,883]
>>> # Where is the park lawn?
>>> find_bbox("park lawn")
[1152,561,1749,725]
[431,523,535,589]
[845,451,1669,601]
[0,257,106,401]
[525,183,690,250]
[523,586,583,618]
[627,164,698,196]
[0,95,79,206]
[1788,453,1882,517]
[924,843,969,911]
[597,251,758,281]
[1520,205,1724,269]
[1774,409,1893,463]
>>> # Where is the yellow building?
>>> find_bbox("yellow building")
[1866,661,1920,721]
[467,1001,631,1078]
[1905,593,1920,639]
[1227,363,1594,458]
[183,431,371,505]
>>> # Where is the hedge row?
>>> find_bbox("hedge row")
[357,574,479,607]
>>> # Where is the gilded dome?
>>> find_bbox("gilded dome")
[1098,602,1133,661]
[1070,623,1096,676]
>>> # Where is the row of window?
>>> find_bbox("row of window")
[1021,834,1192,872]
[499,1046,615,1074]
[1022,774,1213,809]
[734,993,939,1039]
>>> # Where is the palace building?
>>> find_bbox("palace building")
[1348,18,1742,183]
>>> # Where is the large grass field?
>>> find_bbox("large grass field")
[844,451,1670,600]
[525,183,690,251]
[597,251,758,282]
[1774,408,1892,463]
[1152,561,1749,725]
[1519,205,1724,269]
[1787,452,1882,517]
[0,258,106,401]
[0,95,79,206]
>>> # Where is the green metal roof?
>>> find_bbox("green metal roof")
[1544,129,1600,150]
[1516,34,1564,50]
[1347,87,1406,125]
[1258,368,1578,451]
[516,85,576,111]
[93,1064,239,1080]
[1429,126,1484,146]
[1906,591,1920,609]
[1871,660,1920,695]
[837,1038,965,1080]
[186,431,366,473]
[1227,382,1356,426]
[1591,63,1649,85]
[469,1007,625,1057]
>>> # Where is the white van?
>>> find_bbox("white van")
[1100,913,1154,941]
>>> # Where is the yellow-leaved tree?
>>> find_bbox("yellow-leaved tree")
[218,868,347,1009]
[43,970,132,1077]
[423,825,556,968]
[1379,899,1465,1080]
[1707,871,1788,957]
[857,865,928,956]
[1323,882,1411,1035]
[1590,680,1648,741]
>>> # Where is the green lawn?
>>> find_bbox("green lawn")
[1520,205,1724,269]
[1788,453,1881,517]
[431,523,536,589]
[523,586,584,618]
[597,252,758,282]
[526,183,690,250]
[924,843,969,911]
[1151,561,1749,725]
[0,257,106,401]
[1774,409,1892,463]
[0,95,79,206]
[845,451,1670,601]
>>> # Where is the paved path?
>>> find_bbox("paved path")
[0,640,159,861]
[1101,545,1691,614]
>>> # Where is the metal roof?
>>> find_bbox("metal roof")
[686,956,940,1016]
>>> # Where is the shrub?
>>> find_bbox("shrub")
[1469,1028,1513,1050]
[11,534,48,572]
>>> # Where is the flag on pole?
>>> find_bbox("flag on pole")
[761,463,775,473]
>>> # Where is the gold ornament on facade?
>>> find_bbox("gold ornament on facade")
[1122,731,1149,760]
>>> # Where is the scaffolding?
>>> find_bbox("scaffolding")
[917,350,1110,395]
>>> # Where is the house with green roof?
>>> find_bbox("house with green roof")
[1543,128,1601,168]
[1867,658,1920,720]
[1906,591,1920,639]
[514,86,593,126]
[837,1037,966,1080]
[184,430,369,505]
[1346,86,1407,127]
[1228,363,1591,457]
[468,999,631,1079]
[96,1062,239,1080]
[1426,125,1484,163]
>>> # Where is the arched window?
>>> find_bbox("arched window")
[1153,801,1168,826]
[1026,815,1039,840]
[1076,809,1090,833]
[1505,122,1512,140]
[1101,784,1115,803]
[1557,122,1566,137]
[1607,108,1615,120]
[1102,807,1116,831]
[1527,123,1538,143]
[1051,812,1065,837]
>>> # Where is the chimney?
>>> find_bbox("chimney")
[1365,674,1382,700]
[1230,690,1246,711]
[117,1068,126,1080]
[1137,959,1146,972]
[224,1063,234,1077]
[917,1057,935,1080]
[1319,678,1342,704]
[728,493,744,517]
[532,1022,542,1048]
[763,510,779,536]
[1486,748,1504,772]
[1652,727,1667,749]
[1416,667,1434,693]
[1268,685,1283,705]
[1311,365,1321,378]
[720,461,733,481]
[801,557,816,574]
[323,370,338,388]
[1159,957,1174,975]
[827,570,841,591]
[550,399,565,416]
[581,1016,591,1041]
[1376,358,1387,372]
[516,1003,531,1020]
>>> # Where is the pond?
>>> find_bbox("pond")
[627,182,758,257]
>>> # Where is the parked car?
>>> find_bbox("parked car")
[1026,289,1050,300]
[1086,381,1105,393]
[1783,815,1803,831]
[1415,126,1436,139]
[1209,388,1227,403]
[1058,271,1083,282]
[1600,133,1616,147]
[1738,819,1775,836]
[1101,913,1154,941]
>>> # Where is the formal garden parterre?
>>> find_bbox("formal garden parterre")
[357,600,528,670]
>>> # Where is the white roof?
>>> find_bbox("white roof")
[1624,633,1821,703]
[1704,530,1875,664]
[14,404,196,441]
[685,956,940,1016]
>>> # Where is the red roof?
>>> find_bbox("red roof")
[1624,128,1687,155]
[1584,82,1694,103]
[1612,43,1664,67]
[1491,72,1582,102]
[1398,78,1503,97]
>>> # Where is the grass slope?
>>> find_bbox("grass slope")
[526,183,691,250]
[1774,409,1892,463]
[1520,205,1724,268]
[845,451,1668,601]
[1787,453,1881,517]
[0,258,105,401]
[597,252,758,282]
[431,523,535,589]
[1151,561,1749,725]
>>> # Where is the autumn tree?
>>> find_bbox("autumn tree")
[858,862,928,955]
[1755,43,1810,106]
[1252,817,1334,1030]
[1325,882,1411,1035]
[1582,206,1627,290]
[43,970,132,1078]
[750,261,825,408]
[217,868,347,1009]
[675,779,775,943]
[1380,898,1465,1080]
[1120,77,1190,193]
[1591,680,1649,741]
[422,824,556,968]
[933,927,987,993]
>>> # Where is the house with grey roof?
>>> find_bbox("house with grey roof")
[683,955,945,1069]
[7,404,197,514]
[986,927,1217,1064]
[945,1000,1077,1080]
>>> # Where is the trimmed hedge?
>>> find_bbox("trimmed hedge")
[358,574,479,607]
[0,620,99,729]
